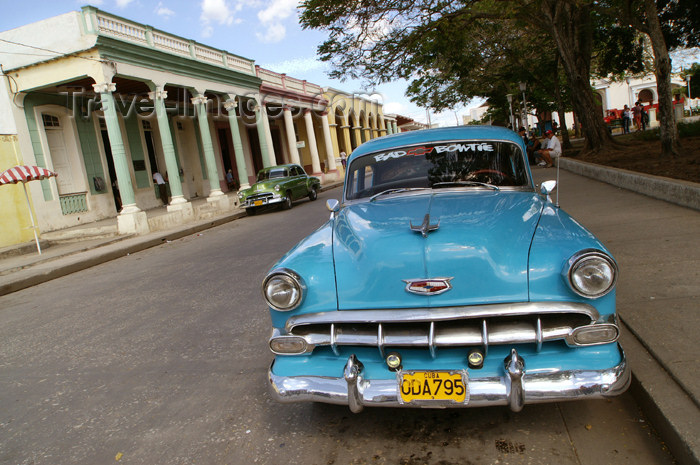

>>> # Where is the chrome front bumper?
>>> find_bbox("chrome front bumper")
[241,196,284,208]
[268,345,631,413]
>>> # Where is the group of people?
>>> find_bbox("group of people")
[518,127,561,168]
[622,101,649,133]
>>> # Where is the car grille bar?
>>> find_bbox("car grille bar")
[247,193,274,201]
[282,302,612,358]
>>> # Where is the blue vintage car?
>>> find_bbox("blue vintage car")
[264,126,630,412]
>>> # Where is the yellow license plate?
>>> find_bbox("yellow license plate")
[399,371,468,404]
[254,200,263,206]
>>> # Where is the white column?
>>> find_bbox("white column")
[303,109,322,175]
[261,104,276,166]
[321,111,337,173]
[192,95,224,198]
[283,106,301,165]
[224,97,251,190]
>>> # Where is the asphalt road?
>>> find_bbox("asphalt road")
[0,187,675,465]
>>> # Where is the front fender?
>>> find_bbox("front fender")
[529,204,616,316]
[267,222,337,328]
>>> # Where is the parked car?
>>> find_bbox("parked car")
[238,164,320,215]
[264,126,630,412]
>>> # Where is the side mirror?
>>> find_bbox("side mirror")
[326,199,340,212]
[540,180,557,195]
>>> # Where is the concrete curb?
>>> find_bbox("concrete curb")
[0,211,247,296]
[559,157,700,212]
[620,323,700,465]
[0,182,344,297]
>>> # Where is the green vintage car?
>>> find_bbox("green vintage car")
[238,164,321,215]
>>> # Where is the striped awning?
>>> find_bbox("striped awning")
[0,165,57,185]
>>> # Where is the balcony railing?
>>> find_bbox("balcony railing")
[83,7,256,76]
[256,67,324,98]
[59,192,88,215]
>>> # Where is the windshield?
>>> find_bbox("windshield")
[258,168,288,181]
[345,140,530,200]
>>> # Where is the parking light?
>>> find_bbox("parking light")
[386,352,402,371]
[468,349,484,369]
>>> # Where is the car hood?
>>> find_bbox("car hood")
[244,180,282,194]
[332,191,544,309]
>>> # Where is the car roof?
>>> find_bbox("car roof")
[260,164,297,172]
[348,126,525,163]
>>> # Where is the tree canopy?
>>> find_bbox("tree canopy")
[300,0,698,155]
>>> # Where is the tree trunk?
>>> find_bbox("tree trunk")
[642,0,681,157]
[553,53,572,149]
[540,0,615,152]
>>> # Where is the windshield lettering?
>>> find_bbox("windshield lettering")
[434,143,493,153]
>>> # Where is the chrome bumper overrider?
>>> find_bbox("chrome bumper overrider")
[268,345,630,413]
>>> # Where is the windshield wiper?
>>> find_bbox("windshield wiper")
[432,181,500,191]
[369,187,429,202]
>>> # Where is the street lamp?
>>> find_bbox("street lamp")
[506,94,514,130]
[519,82,528,134]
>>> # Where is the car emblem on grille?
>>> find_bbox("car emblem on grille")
[403,277,453,295]
[410,214,439,238]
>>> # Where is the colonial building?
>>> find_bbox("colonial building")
[323,88,397,172]
[592,74,688,124]
[0,6,389,248]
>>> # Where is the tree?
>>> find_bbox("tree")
[614,0,700,157]
[300,0,619,152]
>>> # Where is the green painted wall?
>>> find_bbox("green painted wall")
[22,94,54,201]
[73,116,107,195]
[123,116,150,188]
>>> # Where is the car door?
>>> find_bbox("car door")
[291,165,307,199]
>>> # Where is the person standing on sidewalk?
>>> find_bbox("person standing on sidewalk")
[633,101,643,131]
[153,171,168,205]
[623,105,632,134]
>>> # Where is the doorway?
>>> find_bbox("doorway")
[99,124,121,212]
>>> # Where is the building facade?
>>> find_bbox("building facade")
[0,7,389,248]
[593,75,688,125]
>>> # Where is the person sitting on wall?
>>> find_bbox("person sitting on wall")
[535,130,561,168]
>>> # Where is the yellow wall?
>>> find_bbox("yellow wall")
[0,135,35,248]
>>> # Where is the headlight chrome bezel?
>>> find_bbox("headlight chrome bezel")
[565,250,618,299]
[262,268,306,312]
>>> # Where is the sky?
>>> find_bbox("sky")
[0,0,470,126]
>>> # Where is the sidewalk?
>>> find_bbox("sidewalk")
[1,168,698,464]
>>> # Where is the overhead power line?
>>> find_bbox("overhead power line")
[0,38,106,64]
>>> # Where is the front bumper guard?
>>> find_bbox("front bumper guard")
[268,345,631,413]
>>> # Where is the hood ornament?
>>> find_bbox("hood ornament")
[403,277,453,295]
[410,214,439,238]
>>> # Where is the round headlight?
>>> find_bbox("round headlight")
[262,269,305,311]
[274,184,281,192]
[567,251,617,298]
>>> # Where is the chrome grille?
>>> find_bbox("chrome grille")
[279,302,614,357]
[247,193,274,201]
